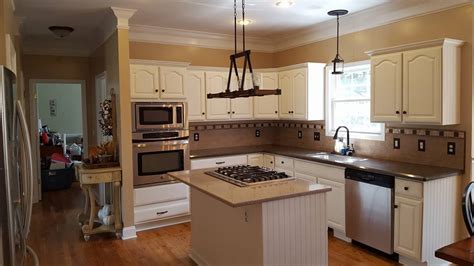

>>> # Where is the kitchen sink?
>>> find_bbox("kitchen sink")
[309,153,368,164]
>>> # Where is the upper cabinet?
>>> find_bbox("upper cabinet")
[367,38,464,125]
[278,63,325,120]
[254,72,279,119]
[130,61,189,101]
[205,71,231,120]
[187,70,206,121]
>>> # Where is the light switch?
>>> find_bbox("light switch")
[393,138,400,149]
[418,139,425,152]
[298,130,302,139]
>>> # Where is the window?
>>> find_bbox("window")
[326,60,385,141]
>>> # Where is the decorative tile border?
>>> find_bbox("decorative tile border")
[386,127,465,139]
[189,121,324,131]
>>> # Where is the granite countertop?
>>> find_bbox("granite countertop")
[168,169,331,207]
[190,145,463,181]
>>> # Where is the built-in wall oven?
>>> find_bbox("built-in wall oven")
[132,102,189,187]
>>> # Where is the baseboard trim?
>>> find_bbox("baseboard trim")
[189,249,209,266]
[121,226,137,240]
[333,230,351,243]
[135,215,190,232]
[399,255,427,265]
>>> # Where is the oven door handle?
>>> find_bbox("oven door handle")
[134,139,189,148]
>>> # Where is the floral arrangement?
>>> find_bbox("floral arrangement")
[98,99,113,137]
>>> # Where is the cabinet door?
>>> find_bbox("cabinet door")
[254,73,279,119]
[292,68,307,119]
[187,70,206,121]
[160,66,186,99]
[402,47,442,124]
[205,71,231,120]
[278,71,293,119]
[263,154,275,169]
[130,64,159,99]
[318,178,345,232]
[247,154,264,167]
[371,53,403,122]
[230,74,254,119]
[394,196,422,260]
[295,172,317,183]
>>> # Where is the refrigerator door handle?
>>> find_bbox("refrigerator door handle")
[15,101,34,237]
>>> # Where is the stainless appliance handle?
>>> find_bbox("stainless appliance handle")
[15,101,34,237]
[134,139,189,148]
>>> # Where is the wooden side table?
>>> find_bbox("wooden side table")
[435,236,474,265]
[76,165,122,241]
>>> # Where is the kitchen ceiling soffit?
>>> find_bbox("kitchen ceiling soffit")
[128,0,470,53]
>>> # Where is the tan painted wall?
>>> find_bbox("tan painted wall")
[129,42,275,68]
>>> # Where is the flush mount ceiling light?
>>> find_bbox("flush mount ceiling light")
[237,19,252,25]
[328,9,348,75]
[48,26,74,39]
[275,0,294,8]
[207,0,281,99]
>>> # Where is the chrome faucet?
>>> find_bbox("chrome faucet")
[333,126,355,155]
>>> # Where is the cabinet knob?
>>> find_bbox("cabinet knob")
[281,161,284,164]
[154,89,158,93]
[394,205,398,209]
[202,112,205,115]
[275,111,278,114]
[396,111,400,114]
[404,186,409,191]
[288,111,291,114]
[161,89,165,92]
[270,161,273,164]
[403,111,407,114]
[232,111,235,114]
[227,111,231,114]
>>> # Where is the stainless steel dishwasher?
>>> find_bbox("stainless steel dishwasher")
[345,168,395,254]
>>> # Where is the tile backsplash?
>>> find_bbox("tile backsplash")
[190,121,465,170]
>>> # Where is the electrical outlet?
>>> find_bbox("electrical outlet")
[447,142,456,155]
[393,138,400,149]
[418,139,426,152]
[193,133,199,141]
[314,132,320,141]
[255,129,260,138]
[298,130,303,139]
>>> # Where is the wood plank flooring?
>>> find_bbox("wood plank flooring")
[27,183,400,266]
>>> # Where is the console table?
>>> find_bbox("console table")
[76,165,122,241]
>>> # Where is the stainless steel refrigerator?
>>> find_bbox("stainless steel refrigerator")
[0,66,38,265]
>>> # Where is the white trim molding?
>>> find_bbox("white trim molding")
[129,59,191,67]
[121,226,137,240]
[111,7,137,30]
[366,38,465,56]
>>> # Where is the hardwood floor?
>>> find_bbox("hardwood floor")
[28,183,400,266]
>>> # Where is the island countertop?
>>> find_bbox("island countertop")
[167,169,331,207]
[189,145,463,182]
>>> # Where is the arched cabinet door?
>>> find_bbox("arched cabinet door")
[278,71,293,119]
[254,72,279,119]
[292,68,307,119]
[160,66,187,99]
[371,53,403,122]
[130,64,159,99]
[187,70,206,121]
[205,71,231,120]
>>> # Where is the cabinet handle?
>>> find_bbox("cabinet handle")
[202,112,205,115]
[227,111,231,114]
[288,111,291,114]
[394,205,398,209]
[154,89,158,93]
[161,89,165,92]
[404,186,409,191]
[281,161,284,164]
[156,211,168,215]
[396,111,400,114]
[403,111,407,114]
[275,111,278,114]
[232,111,235,114]
[216,161,226,165]
[270,161,273,164]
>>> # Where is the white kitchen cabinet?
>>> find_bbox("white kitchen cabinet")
[160,66,187,99]
[190,155,248,170]
[318,177,345,232]
[394,195,422,260]
[367,38,463,125]
[371,53,402,122]
[205,71,231,120]
[274,155,294,177]
[247,153,264,167]
[278,64,325,120]
[187,70,206,121]
[254,72,279,119]
[230,73,254,120]
[263,154,275,169]
[130,64,160,99]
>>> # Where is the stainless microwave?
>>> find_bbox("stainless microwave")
[132,102,187,132]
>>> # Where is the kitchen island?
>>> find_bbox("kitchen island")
[168,169,331,266]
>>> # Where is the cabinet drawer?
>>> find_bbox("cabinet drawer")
[134,183,189,207]
[395,179,423,199]
[275,167,294,177]
[80,172,113,184]
[312,162,345,183]
[135,199,189,224]
[275,155,294,170]
[294,159,317,175]
[191,155,248,170]
[295,172,317,183]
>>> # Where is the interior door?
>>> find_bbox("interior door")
[292,69,307,119]
[160,66,186,99]
[371,53,402,122]
[402,47,442,124]
[186,70,206,121]
[278,71,292,119]
[254,73,279,119]
[205,71,230,120]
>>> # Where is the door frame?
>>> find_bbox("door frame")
[28,79,87,203]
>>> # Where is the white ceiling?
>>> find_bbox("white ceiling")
[14,0,471,56]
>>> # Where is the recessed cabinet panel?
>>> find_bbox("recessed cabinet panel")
[130,64,160,99]
[187,70,206,121]
[206,71,231,120]
[279,71,292,119]
[292,69,307,119]
[160,66,186,99]
[371,53,402,122]
[318,177,345,232]
[394,196,422,260]
[254,73,279,119]
[231,74,254,119]
[403,47,442,124]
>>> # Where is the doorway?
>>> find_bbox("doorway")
[29,80,87,203]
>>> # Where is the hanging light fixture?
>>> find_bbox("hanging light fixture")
[328,9,348,75]
[207,0,281,99]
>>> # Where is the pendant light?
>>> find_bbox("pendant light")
[328,9,348,75]
[207,0,281,99]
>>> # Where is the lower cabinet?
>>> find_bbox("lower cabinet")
[317,177,346,233]
[247,153,264,167]
[394,195,422,260]
[190,155,248,170]
[263,154,275,169]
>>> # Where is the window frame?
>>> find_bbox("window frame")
[325,60,385,141]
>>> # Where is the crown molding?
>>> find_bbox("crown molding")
[111,7,137,30]
[130,59,191,67]
[129,24,276,53]
[272,0,471,52]
[366,38,465,56]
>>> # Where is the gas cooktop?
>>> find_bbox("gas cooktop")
[205,165,293,187]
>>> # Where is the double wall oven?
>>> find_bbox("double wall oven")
[132,102,189,187]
